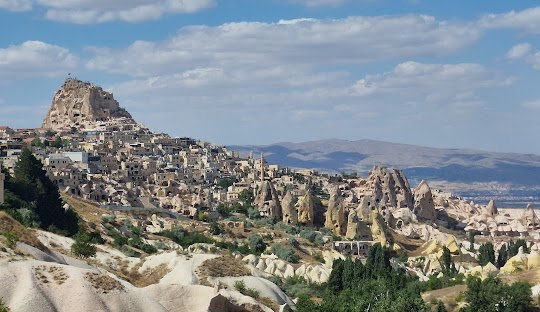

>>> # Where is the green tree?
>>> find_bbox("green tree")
[31,138,44,148]
[436,301,448,312]
[365,243,391,278]
[71,232,97,258]
[341,257,355,289]
[461,276,532,312]
[50,136,64,148]
[497,244,508,268]
[7,149,79,235]
[238,189,254,205]
[440,246,457,276]
[327,258,344,293]
[478,242,495,266]
[217,178,236,189]
[508,240,529,258]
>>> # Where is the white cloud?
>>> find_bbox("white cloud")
[87,15,480,76]
[0,0,32,11]
[480,7,540,33]
[506,43,540,69]
[507,43,532,59]
[288,0,348,7]
[523,99,540,110]
[348,61,510,115]
[0,41,78,81]
[352,62,508,97]
[0,0,215,23]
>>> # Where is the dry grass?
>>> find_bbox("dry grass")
[258,297,280,312]
[422,268,540,312]
[90,259,170,288]
[61,194,109,224]
[34,265,69,286]
[84,272,125,294]
[131,263,170,287]
[197,254,250,286]
[422,284,466,312]
[391,230,426,255]
[0,212,47,251]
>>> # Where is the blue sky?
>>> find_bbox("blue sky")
[1,0,540,154]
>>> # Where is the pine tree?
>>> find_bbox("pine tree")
[478,242,495,266]
[440,246,456,276]
[327,258,344,293]
[497,244,508,268]
[365,243,391,278]
[342,257,355,289]
[436,301,448,312]
[10,149,79,235]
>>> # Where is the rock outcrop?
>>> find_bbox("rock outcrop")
[42,78,134,131]
[413,181,437,221]
[255,181,282,219]
[297,191,315,226]
[483,200,498,217]
[522,203,540,228]
[325,187,346,235]
[281,191,298,225]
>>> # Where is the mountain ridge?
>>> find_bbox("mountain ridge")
[230,139,540,204]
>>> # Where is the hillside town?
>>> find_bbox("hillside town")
[1,79,540,312]
[1,79,539,247]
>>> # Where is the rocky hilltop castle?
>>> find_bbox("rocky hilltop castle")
[42,78,135,131]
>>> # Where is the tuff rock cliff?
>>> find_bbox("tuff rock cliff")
[42,78,134,131]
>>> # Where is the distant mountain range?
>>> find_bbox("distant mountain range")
[230,139,540,206]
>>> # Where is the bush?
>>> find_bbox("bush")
[299,229,324,245]
[247,206,260,219]
[271,243,300,263]
[153,241,169,250]
[71,233,97,258]
[282,276,324,298]
[0,231,19,248]
[0,299,9,312]
[141,243,158,254]
[160,227,214,248]
[234,280,259,299]
[210,222,222,235]
[274,222,299,234]
[215,241,250,255]
[248,234,266,253]
[234,280,246,292]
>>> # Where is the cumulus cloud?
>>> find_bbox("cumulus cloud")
[78,14,519,144]
[0,41,78,81]
[506,43,540,69]
[348,61,510,117]
[480,6,540,33]
[352,62,509,97]
[87,15,480,76]
[0,0,215,23]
